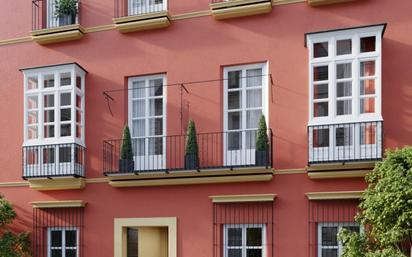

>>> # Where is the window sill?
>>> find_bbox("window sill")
[112,11,171,33]
[27,177,86,191]
[106,167,273,187]
[307,161,375,179]
[210,0,272,20]
[308,0,356,6]
[31,24,85,45]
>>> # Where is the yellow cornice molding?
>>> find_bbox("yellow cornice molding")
[273,168,307,174]
[308,169,370,179]
[28,177,86,191]
[31,200,86,208]
[305,190,364,200]
[210,193,277,203]
[0,181,29,187]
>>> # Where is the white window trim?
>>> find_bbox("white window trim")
[47,227,79,257]
[307,25,384,126]
[223,224,266,257]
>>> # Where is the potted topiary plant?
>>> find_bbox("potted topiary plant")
[184,120,199,170]
[55,0,78,26]
[255,115,269,166]
[119,125,134,173]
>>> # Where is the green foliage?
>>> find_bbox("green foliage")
[339,147,412,257]
[120,125,134,160]
[54,0,78,19]
[0,198,31,257]
[256,115,268,151]
[185,120,198,155]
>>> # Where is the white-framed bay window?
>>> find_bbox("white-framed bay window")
[317,222,361,257]
[48,227,79,257]
[224,224,266,257]
[128,0,167,16]
[306,24,385,163]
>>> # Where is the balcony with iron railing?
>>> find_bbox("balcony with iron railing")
[209,0,272,20]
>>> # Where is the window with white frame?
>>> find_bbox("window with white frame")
[128,0,166,16]
[48,227,79,257]
[224,224,266,257]
[317,223,361,257]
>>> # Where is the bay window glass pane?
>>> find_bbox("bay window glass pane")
[76,76,82,89]
[65,250,76,257]
[60,93,71,106]
[28,77,38,90]
[44,125,55,138]
[313,66,328,81]
[314,84,328,99]
[246,69,262,87]
[132,120,145,137]
[228,71,241,89]
[313,42,328,58]
[336,63,352,79]
[360,80,375,95]
[227,228,242,246]
[44,95,55,107]
[133,100,145,118]
[76,125,81,138]
[149,79,163,97]
[360,98,375,113]
[336,39,352,55]
[61,124,71,137]
[76,95,81,108]
[314,102,328,117]
[59,146,72,162]
[60,72,71,86]
[321,249,338,257]
[28,111,38,124]
[65,230,77,247]
[132,81,145,98]
[337,82,352,97]
[228,249,242,257]
[44,74,55,88]
[360,61,375,76]
[76,110,81,123]
[361,124,376,145]
[360,36,376,53]
[322,227,338,246]
[313,128,329,147]
[60,109,71,121]
[336,127,353,146]
[43,148,55,164]
[149,118,163,136]
[228,91,241,110]
[228,112,241,130]
[228,132,241,150]
[149,99,163,116]
[28,96,38,109]
[51,231,62,247]
[337,100,352,115]
[28,126,38,139]
[246,89,262,108]
[247,249,262,257]
[148,137,163,155]
[246,110,261,129]
[247,228,262,246]
[51,250,62,257]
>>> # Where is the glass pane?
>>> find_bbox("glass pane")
[336,63,352,79]
[247,227,262,246]
[228,112,241,130]
[76,76,82,89]
[314,102,328,117]
[314,84,328,99]
[313,66,328,81]
[247,249,262,257]
[76,95,81,108]
[228,71,241,89]
[360,36,376,53]
[246,69,262,87]
[228,91,241,110]
[59,146,72,162]
[44,74,55,88]
[44,95,55,107]
[149,118,163,136]
[322,226,338,246]
[132,120,145,137]
[133,138,145,156]
[313,42,328,58]
[336,39,352,55]
[51,249,62,257]
[149,99,163,116]
[337,82,352,97]
[76,125,81,138]
[337,100,352,115]
[360,61,375,77]
[28,126,38,139]
[43,148,55,164]
[28,111,38,124]
[360,98,375,113]
[26,149,38,165]
[60,109,71,121]
[76,110,81,123]
[60,72,71,86]
[246,89,262,108]
[61,124,71,137]
[321,249,338,257]
[228,249,242,257]
[228,132,241,150]
[44,125,55,138]
[51,230,62,247]
[361,124,376,145]
[360,80,375,95]
[60,93,71,106]
[313,128,329,147]
[28,96,38,109]
[148,137,163,155]
[127,228,138,257]
[149,79,163,96]
[227,228,242,246]
[133,100,145,118]
[132,81,145,98]
[28,77,38,90]
[246,110,261,129]
[336,127,353,146]
[246,130,257,149]
[65,249,76,257]
[65,230,77,247]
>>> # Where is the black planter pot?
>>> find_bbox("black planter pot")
[185,154,198,170]
[59,14,76,26]
[119,159,134,173]
[255,150,269,166]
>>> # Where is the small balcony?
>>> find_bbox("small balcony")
[308,0,357,6]
[103,129,273,187]
[113,0,170,33]
[31,0,84,44]
[209,0,272,20]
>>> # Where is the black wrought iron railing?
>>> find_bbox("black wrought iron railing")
[308,121,383,164]
[22,143,85,179]
[115,0,167,18]
[211,0,270,4]
[32,0,81,31]
[103,129,273,175]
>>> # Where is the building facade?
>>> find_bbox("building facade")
[0,0,411,256]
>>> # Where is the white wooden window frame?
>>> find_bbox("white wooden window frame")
[47,227,79,257]
[223,224,266,257]
[128,0,167,16]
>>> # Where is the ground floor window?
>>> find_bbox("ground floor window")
[317,223,360,257]
[48,228,79,257]
[224,224,266,257]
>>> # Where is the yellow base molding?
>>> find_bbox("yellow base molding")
[31,200,86,209]
[307,161,375,179]
[113,11,171,33]
[210,0,272,20]
[210,193,277,203]
[28,177,86,191]
[31,24,85,45]
[308,169,370,179]
[308,0,355,6]
[107,167,273,187]
[273,168,307,175]
[306,190,364,200]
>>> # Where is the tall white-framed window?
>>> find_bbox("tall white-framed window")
[46,0,79,28]
[128,0,167,16]
[224,224,266,257]
[317,222,361,257]
[223,62,269,166]
[48,227,79,257]
[128,74,167,171]
[306,24,385,163]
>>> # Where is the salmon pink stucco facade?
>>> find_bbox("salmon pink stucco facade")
[0,0,411,256]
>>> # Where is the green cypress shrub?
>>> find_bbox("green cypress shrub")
[256,115,269,151]
[120,125,133,160]
[185,120,198,155]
